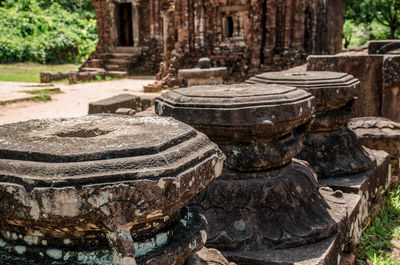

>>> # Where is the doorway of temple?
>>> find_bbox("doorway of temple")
[117,3,134,46]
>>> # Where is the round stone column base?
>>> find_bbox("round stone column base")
[0,207,207,265]
[190,160,347,251]
[298,126,374,178]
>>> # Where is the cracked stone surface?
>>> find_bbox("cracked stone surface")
[0,115,224,265]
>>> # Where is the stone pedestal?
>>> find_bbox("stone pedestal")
[247,71,374,176]
[178,58,227,87]
[156,83,354,264]
[0,115,224,265]
[307,43,400,123]
[247,71,391,245]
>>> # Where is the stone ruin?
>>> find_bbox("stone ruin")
[154,83,369,264]
[349,117,400,177]
[307,40,400,123]
[40,70,127,85]
[81,0,346,83]
[88,94,155,115]
[247,71,391,242]
[145,57,228,91]
[0,115,227,264]
[178,58,228,87]
[0,70,396,264]
[247,72,371,177]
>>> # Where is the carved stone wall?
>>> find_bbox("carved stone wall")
[86,0,345,79]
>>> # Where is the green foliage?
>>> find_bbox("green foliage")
[0,0,97,64]
[357,187,400,264]
[345,0,400,43]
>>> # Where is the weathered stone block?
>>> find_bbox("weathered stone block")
[369,40,400,54]
[178,67,228,87]
[88,94,140,114]
[383,55,400,122]
[0,115,224,265]
[307,55,384,118]
[349,117,400,176]
[246,70,392,258]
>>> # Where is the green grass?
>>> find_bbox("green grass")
[357,185,400,264]
[0,87,62,105]
[0,63,79,83]
[20,88,62,102]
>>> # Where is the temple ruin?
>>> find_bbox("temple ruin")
[82,0,346,82]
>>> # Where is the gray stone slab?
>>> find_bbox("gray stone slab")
[88,94,140,114]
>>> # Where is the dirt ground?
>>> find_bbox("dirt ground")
[0,79,159,125]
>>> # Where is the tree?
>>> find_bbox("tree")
[371,0,400,38]
[346,0,400,39]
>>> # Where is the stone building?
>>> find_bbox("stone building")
[83,0,345,81]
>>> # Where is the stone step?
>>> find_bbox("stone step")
[106,71,128,78]
[114,46,139,53]
[105,58,131,65]
[103,53,138,60]
[80,67,106,72]
[87,59,102,68]
[104,64,126,71]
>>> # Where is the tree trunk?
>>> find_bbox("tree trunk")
[390,26,396,39]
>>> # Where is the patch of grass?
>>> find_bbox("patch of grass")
[0,63,79,83]
[357,186,400,264]
[21,88,61,95]
[19,88,62,102]
[0,87,63,105]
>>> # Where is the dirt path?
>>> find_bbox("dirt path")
[0,79,159,125]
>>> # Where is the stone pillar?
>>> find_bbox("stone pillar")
[382,55,400,122]
[0,115,224,265]
[155,83,353,264]
[247,71,391,240]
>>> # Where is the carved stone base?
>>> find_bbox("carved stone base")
[190,160,348,252]
[319,148,391,231]
[0,207,207,265]
[298,127,374,178]
[221,193,360,265]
